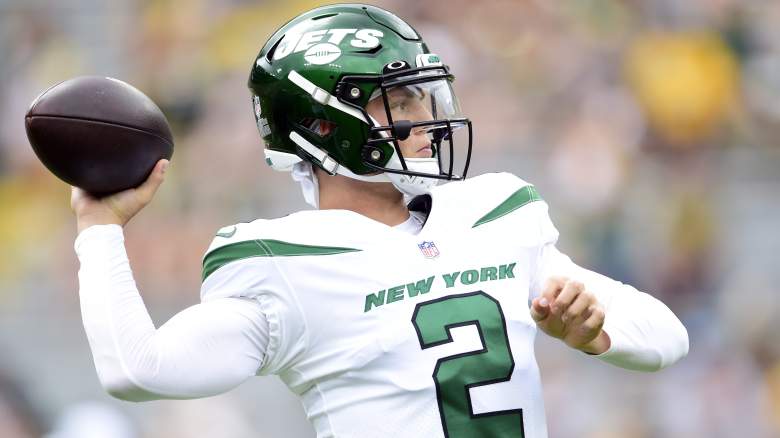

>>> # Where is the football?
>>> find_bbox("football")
[25,76,174,196]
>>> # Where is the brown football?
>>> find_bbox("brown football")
[25,76,173,196]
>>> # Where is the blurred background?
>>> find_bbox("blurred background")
[1,0,779,437]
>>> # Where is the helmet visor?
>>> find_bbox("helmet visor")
[365,70,472,180]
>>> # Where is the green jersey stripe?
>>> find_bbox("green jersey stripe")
[202,239,361,281]
[472,185,542,228]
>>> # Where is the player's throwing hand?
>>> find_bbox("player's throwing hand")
[71,159,169,233]
[530,276,611,354]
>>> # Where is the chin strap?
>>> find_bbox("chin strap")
[289,131,390,183]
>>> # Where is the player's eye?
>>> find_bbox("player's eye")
[390,100,410,112]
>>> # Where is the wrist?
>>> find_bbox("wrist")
[577,330,611,355]
[77,212,124,233]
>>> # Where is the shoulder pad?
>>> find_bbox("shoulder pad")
[201,214,363,282]
[469,173,542,228]
[431,172,543,229]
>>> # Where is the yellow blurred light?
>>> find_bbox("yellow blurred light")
[207,1,325,72]
[625,32,739,146]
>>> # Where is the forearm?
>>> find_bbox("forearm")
[76,225,266,401]
[563,266,688,371]
[593,286,688,372]
[536,246,688,371]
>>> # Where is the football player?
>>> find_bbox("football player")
[71,4,688,437]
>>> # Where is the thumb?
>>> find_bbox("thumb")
[530,297,550,322]
[135,159,169,202]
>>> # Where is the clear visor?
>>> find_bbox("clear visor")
[366,74,471,180]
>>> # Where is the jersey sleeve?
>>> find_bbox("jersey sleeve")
[529,195,689,371]
[75,225,269,401]
[200,223,308,376]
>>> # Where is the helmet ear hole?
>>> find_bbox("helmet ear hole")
[299,118,336,138]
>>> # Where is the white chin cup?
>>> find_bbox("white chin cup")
[385,156,441,196]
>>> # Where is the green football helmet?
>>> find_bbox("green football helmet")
[248,3,472,196]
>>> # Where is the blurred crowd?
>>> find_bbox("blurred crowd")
[1,0,779,437]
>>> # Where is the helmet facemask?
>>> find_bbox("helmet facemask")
[341,64,473,196]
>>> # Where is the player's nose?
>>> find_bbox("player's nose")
[408,128,433,158]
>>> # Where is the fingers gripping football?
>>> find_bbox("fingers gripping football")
[71,159,169,232]
[530,277,609,354]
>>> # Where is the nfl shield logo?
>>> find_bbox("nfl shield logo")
[418,241,440,259]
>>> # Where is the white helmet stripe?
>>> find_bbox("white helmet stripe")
[287,70,368,123]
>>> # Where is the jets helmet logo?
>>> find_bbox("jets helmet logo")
[304,43,342,65]
[274,28,384,64]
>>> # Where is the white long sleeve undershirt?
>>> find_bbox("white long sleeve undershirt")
[75,223,687,402]
[535,245,689,371]
[76,225,268,401]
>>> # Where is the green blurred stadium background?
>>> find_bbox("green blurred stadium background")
[1,0,779,437]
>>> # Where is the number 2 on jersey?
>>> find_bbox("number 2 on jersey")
[411,291,525,438]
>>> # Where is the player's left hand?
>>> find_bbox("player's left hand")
[530,276,610,354]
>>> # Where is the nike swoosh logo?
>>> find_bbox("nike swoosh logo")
[216,226,237,238]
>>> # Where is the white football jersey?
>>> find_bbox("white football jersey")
[201,172,555,438]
